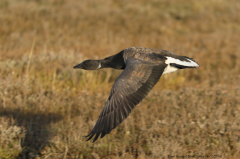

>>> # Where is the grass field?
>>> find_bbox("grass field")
[0,0,240,158]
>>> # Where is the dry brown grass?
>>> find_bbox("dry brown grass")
[0,0,240,158]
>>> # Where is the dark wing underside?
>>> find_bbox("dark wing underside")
[85,58,167,142]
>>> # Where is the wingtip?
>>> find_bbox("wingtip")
[83,133,92,138]
[92,133,100,143]
[84,132,95,142]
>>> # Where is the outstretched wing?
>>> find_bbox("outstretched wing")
[85,58,167,142]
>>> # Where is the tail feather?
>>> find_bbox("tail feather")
[163,56,199,75]
[170,63,196,69]
[165,56,199,67]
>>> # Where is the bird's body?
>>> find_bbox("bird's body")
[73,47,199,142]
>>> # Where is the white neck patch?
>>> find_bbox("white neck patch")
[97,63,101,69]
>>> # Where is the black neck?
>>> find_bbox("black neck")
[100,50,125,69]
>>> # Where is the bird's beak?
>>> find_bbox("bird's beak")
[73,63,82,69]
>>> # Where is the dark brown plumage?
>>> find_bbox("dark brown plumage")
[73,47,199,142]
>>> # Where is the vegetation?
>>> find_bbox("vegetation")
[0,0,240,158]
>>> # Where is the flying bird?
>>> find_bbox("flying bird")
[73,47,199,142]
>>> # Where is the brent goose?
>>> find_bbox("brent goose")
[73,47,199,142]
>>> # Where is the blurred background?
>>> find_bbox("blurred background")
[0,0,240,158]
